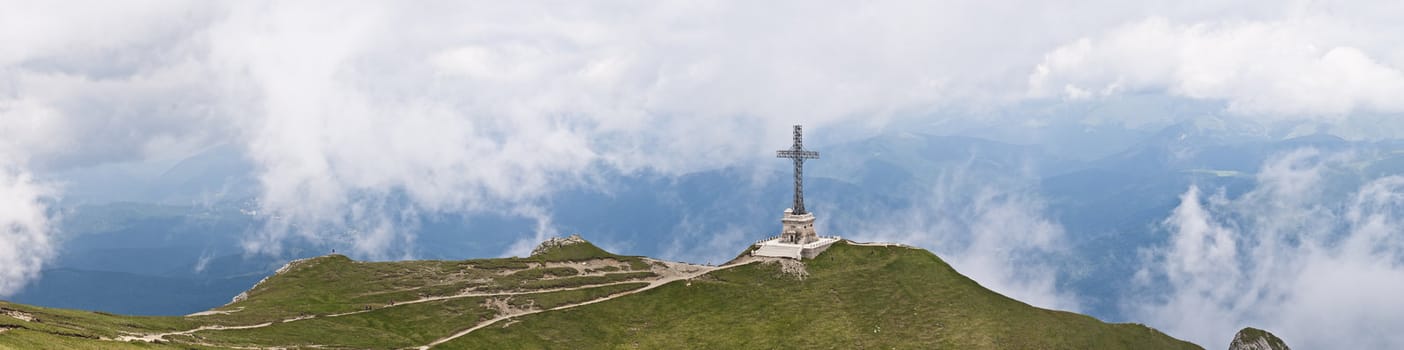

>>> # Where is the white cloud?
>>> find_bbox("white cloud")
[1134,149,1404,348]
[848,166,1080,312]
[0,89,60,297]
[498,205,564,258]
[202,1,1065,256]
[0,0,205,67]
[1030,15,1404,118]
[660,217,755,266]
[0,160,56,297]
[3,0,1404,261]
[0,1,224,170]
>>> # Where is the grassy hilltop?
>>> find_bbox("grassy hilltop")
[0,239,1200,349]
[449,242,1199,349]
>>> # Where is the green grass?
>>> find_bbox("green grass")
[442,242,1202,350]
[1,239,1202,350]
[515,272,655,290]
[511,283,647,310]
[0,238,658,349]
[188,283,649,349]
[549,266,583,277]
[0,302,195,339]
[489,269,655,292]
[626,259,653,271]
[525,240,654,271]
[201,252,655,325]
[468,259,532,270]
[497,267,583,286]
[586,266,621,273]
[194,255,505,324]
[0,328,216,350]
[0,301,216,350]
[529,241,621,261]
[190,295,497,349]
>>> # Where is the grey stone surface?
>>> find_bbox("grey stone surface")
[780,209,818,244]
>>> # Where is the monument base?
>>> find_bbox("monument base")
[752,236,840,260]
[754,208,837,259]
[779,208,817,244]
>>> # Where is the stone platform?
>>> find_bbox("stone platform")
[752,236,841,260]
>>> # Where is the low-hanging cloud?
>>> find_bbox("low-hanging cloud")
[0,159,56,297]
[1133,149,1404,348]
[4,0,1404,262]
[846,166,1080,312]
[201,0,1115,257]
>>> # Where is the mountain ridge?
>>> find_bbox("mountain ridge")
[0,236,1264,349]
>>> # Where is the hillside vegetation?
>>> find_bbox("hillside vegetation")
[1,239,1201,349]
[447,242,1200,349]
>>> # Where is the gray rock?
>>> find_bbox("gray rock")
[530,234,586,257]
[1228,327,1290,350]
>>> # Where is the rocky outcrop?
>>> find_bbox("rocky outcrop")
[530,234,586,257]
[1228,327,1290,350]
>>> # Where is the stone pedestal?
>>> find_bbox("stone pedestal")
[753,209,837,260]
[780,208,817,244]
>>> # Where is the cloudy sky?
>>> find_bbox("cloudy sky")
[3,1,1404,348]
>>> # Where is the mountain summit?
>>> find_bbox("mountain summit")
[1227,327,1291,350]
[0,236,1245,349]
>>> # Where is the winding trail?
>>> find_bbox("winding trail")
[414,258,763,350]
[315,279,661,318]
[115,322,275,343]
[121,257,765,348]
[845,241,911,248]
[186,307,244,317]
[123,279,665,343]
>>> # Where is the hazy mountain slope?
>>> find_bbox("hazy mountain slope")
[449,242,1200,349]
[0,238,1203,349]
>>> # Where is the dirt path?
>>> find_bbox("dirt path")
[121,259,725,346]
[317,279,658,318]
[114,322,275,342]
[187,307,244,317]
[845,241,911,248]
[414,259,760,350]
[123,279,666,344]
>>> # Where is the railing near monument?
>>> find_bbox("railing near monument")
[752,235,781,246]
[750,235,844,246]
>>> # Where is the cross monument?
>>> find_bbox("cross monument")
[751,124,839,259]
[776,125,820,244]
